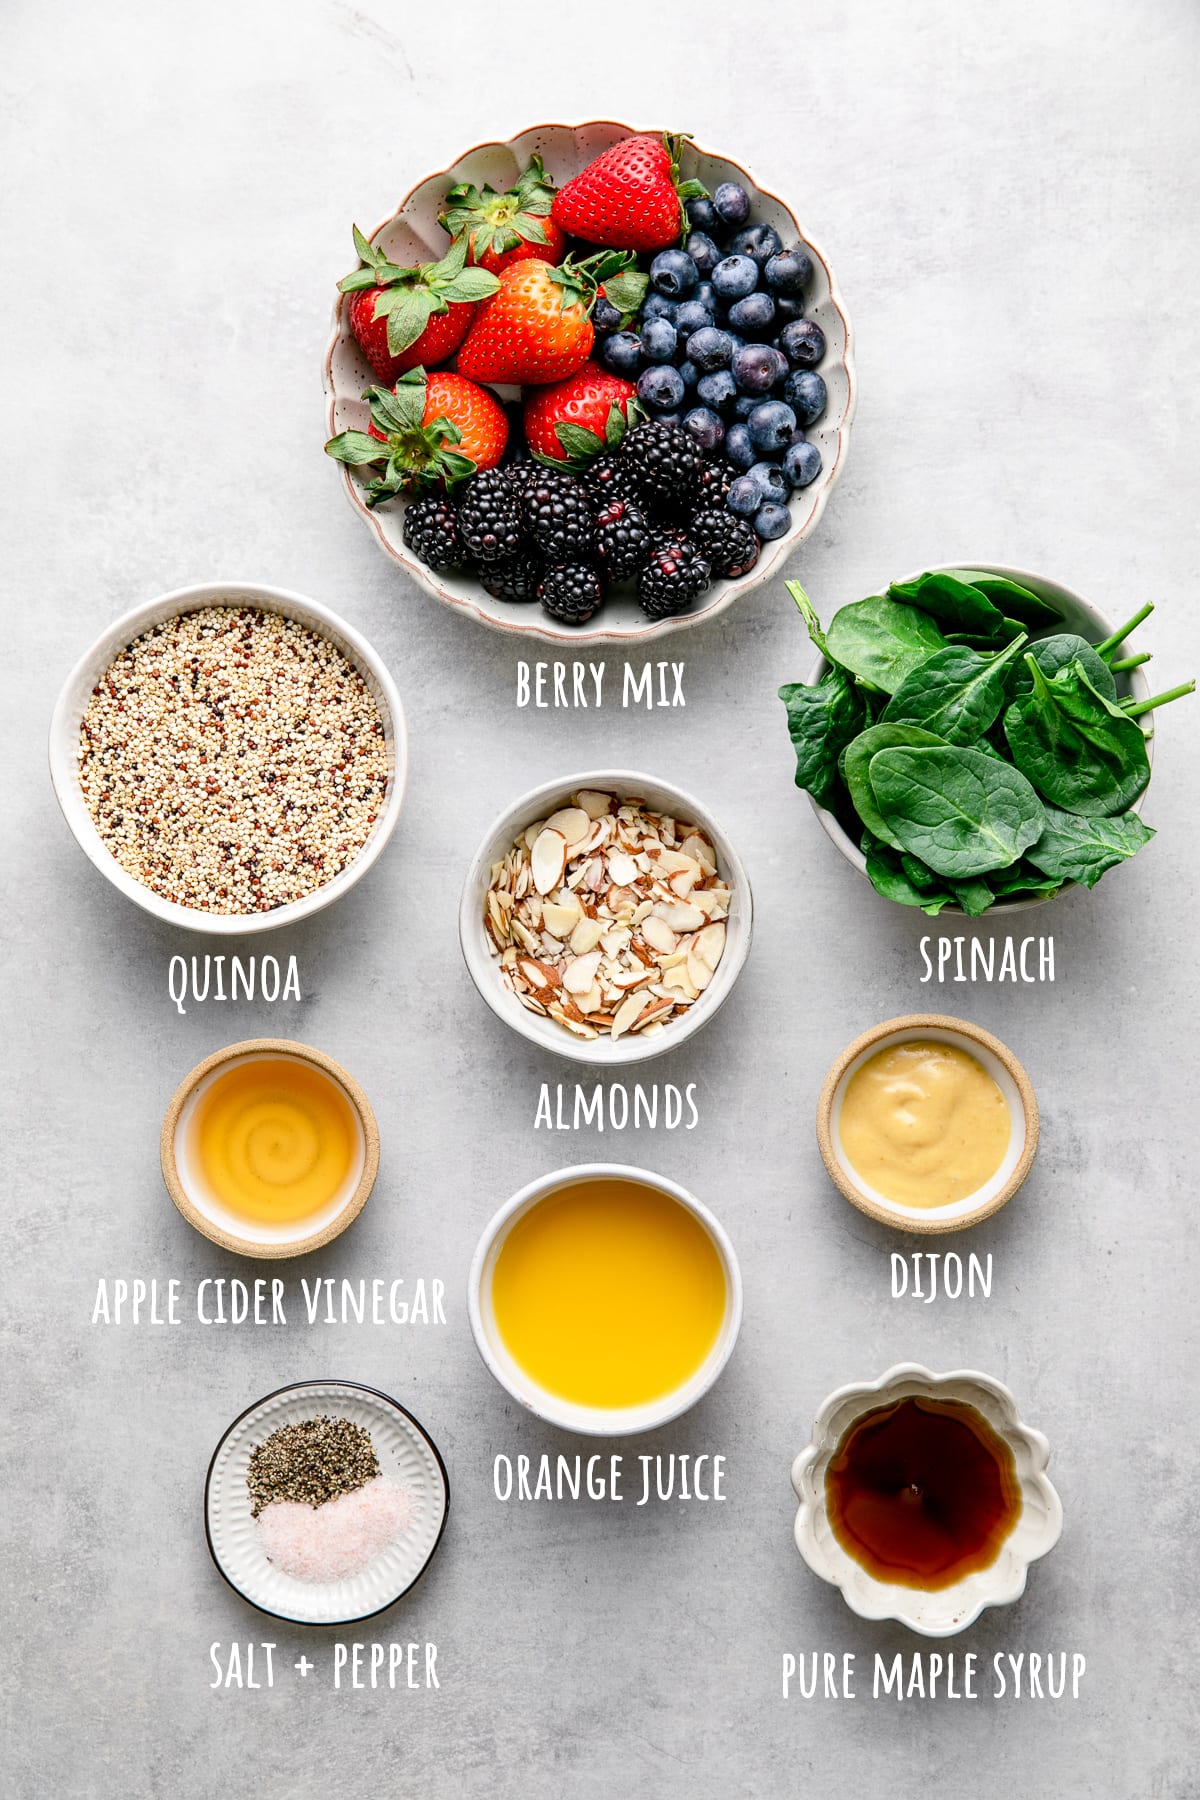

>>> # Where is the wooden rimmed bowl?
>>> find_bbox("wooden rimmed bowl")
[816,1014,1038,1235]
[161,1038,380,1259]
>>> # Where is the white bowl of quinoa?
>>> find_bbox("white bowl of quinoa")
[49,581,407,934]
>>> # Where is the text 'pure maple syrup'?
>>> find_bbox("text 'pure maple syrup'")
[826,1395,1021,1591]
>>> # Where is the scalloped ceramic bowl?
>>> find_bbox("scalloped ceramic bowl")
[48,581,407,935]
[792,1363,1062,1636]
[324,120,855,645]
[806,563,1153,913]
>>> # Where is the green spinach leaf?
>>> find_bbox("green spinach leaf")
[1004,656,1151,816]
[1008,633,1117,702]
[860,832,956,914]
[869,745,1046,878]
[882,632,1028,746]
[779,669,866,810]
[887,570,1020,641]
[824,597,946,693]
[842,723,949,848]
[947,876,997,917]
[946,569,1063,629]
[1025,807,1155,888]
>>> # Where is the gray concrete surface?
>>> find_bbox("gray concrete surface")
[2,2,1198,1795]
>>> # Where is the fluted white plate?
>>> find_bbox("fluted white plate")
[205,1381,449,1625]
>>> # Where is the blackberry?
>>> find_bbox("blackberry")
[456,469,524,564]
[505,459,544,500]
[539,563,606,626]
[520,469,594,559]
[584,454,642,507]
[693,457,738,513]
[690,509,761,579]
[479,550,543,604]
[621,420,703,508]
[402,494,464,572]
[594,498,651,582]
[637,539,711,620]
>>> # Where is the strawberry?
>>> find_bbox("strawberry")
[438,154,568,276]
[523,362,641,467]
[552,132,709,253]
[325,367,507,505]
[456,250,645,387]
[339,228,499,383]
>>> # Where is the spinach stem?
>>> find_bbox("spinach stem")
[786,581,828,656]
[1121,680,1195,718]
[1108,652,1152,673]
[1096,602,1154,660]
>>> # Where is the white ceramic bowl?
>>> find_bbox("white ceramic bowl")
[805,563,1153,913]
[206,1380,449,1625]
[816,1014,1038,1235]
[792,1362,1062,1637]
[458,769,753,1066]
[49,580,407,935]
[468,1163,743,1436]
[323,119,855,644]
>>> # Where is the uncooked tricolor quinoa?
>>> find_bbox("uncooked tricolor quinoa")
[77,606,389,914]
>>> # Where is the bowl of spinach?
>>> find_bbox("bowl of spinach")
[780,564,1193,915]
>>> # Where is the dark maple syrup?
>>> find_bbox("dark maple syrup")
[826,1395,1021,1590]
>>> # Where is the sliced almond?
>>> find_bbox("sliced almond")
[609,967,652,990]
[545,806,590,846]
[657,849,699,876]
[563,949,602,995]
[542,899,582,938]
[686,948,713,992]
[518,957,562,991]
[656,900,706,933]
[523,819,547,850]
[611,991,650,1041]
[669,868,698,898]
[575,982,605,1014]
[695,922,726,970]
[607,850,639,887]
[681,832,717,873]
[530,828,568,895]
[575,788,614,821]
[662,963,699,998]
[569,916,606,956]
[642,914,678,954]
[599,927,630,956]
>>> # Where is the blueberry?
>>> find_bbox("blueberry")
[777,319,826,368]
[732,343,780,395]
[764,247,814,295]
[695,280,717,314]
[601,331,642,378]
[641,316,678,363]
[682,407,725,454]
[637,364,686,412]
[783,436,823,489]
[774,295,805,323]
[725,424,756,471]
[642,293,677,323]
[685,232,720,278]
[747,461,790,503]
[783,368,827,425]
[748,399,797,454]
[697,369,738,412]
[686,195,718,233]
[754,500,791,540]
[711,255,759,301]
[655,411,683,428]
[678,359,700,389]
[728,291,776,336]
[728,223,782,267]
[686,325,734,372]
[712,181,751,228]
[732,394,759,420]
[591,295,623,334]
[674,299,715,337]
[728,468,768,514]
[650,248,698,299]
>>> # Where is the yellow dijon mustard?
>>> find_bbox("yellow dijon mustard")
[839,1041,1010,1208]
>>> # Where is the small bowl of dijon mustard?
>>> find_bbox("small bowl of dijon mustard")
[816,1015,1038,1235]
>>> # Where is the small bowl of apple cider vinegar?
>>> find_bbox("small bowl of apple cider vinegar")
[468,1164,743,1435]
[161,1039,379,1257]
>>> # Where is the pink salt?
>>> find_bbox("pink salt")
[256,1476,415,1583]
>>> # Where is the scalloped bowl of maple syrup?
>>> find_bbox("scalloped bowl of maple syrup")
[791,1363,1062,1636]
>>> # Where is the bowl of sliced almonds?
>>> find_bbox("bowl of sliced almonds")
[459,770,753,1064]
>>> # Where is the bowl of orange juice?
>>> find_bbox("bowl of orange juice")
[161,1039,380,1258]
[468,1163,743,1436]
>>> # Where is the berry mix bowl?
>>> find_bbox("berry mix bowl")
[323,121,855,644]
